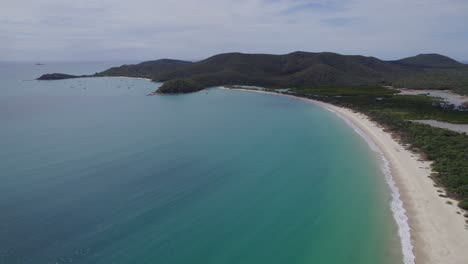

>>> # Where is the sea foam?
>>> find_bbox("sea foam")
[224,88,416,264]
[324,107,415,264]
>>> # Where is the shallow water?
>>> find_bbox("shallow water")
[1,62,402,264]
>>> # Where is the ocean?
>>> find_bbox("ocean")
[0,61,402,263]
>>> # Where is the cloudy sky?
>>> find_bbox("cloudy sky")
[1,0,467,61]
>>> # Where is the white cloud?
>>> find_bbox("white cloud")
[0,0,467,61]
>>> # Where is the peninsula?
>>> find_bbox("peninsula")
[38,52,468,95]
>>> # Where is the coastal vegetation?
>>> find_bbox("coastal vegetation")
[154,79,203,94]
[288,86,468,210]
[290,86,399,96]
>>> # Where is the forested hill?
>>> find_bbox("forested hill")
[37,59,192,80]
[97,59,192,79]
[392,54,464,68]
[37,52,468,95]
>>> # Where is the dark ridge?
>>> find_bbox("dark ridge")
[37,52,468,95]
[37,73,83,80]
[393,54,464,68]
[155,52,468,94]
[96,59,192,79]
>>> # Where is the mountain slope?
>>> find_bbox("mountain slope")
[392,54,464,68]
[37,52,468,94]
[96,59,192,79]
[154,52,401,93]
[155,52,468,94]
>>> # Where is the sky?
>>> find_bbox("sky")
[1,0,467,62]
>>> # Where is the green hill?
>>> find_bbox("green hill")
[37,73,83,80]
[96,59,192,79]
[37,52,468,95]
[392,54,464,68]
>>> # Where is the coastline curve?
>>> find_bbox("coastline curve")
[222,87,416,263]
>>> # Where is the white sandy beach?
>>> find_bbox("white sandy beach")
[226,88,468,264]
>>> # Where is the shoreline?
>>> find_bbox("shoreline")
[37,75,154,81]
[112,76,153,81]
[222,87,468,264]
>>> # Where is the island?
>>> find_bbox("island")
[37,73,84,80]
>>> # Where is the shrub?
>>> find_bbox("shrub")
[459,200,468,210]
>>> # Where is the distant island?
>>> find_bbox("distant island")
[38,73,83,79]
[38,52,468,95]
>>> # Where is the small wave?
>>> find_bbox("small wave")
[223,88,416,264]
[324,107,415,264]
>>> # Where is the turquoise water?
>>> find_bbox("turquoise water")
[1,62,401,263]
